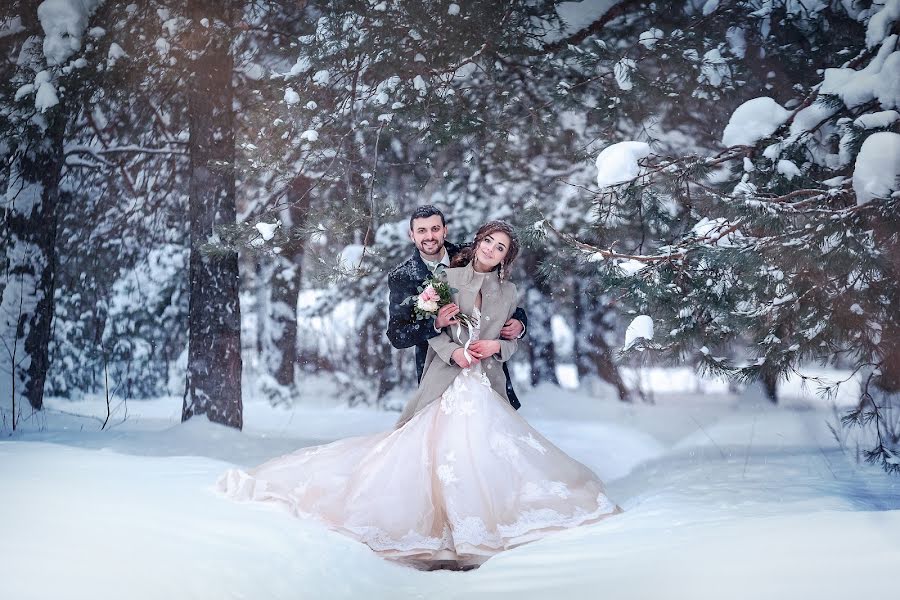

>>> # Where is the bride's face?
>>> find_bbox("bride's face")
[475,231,511,270]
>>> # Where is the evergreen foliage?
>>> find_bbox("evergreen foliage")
[526,1,900,472]
[2,1,897,467]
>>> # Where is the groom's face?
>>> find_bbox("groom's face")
[408,215,447,259]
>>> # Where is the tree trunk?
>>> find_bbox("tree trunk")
[1,114,65,416]
[182,3,243,429]
[759,320,788,404]
[524,283,558,387]
[269,177,312,389]
[761,369,779,404]
[873,213,900,395]
[573,279,631,402]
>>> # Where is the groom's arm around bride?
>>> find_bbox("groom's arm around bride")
[385,206,528,409]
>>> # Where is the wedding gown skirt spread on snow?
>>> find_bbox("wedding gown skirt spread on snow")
[217,365,622,568]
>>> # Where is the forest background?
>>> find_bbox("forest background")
[2,0,898,471]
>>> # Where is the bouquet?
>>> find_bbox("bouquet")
[402,266,476,328]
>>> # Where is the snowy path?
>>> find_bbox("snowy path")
[1,387,898,599]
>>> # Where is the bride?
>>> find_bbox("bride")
[218,220,622,569]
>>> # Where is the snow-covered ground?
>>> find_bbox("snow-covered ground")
[1,371,898,600]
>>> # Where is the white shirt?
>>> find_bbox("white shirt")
[420,249,450,273]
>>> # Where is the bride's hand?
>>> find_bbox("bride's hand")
[468,340,500,359]
[452,348,477,368]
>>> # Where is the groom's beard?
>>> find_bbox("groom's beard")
[418,240,445,260]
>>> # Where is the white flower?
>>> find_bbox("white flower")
[416,298,439,313]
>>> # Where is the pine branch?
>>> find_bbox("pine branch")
[540,217,744,263]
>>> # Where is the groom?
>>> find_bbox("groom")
[387,205,527,409]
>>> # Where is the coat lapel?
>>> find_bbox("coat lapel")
[410,251,430,282]
[477,270,508,340]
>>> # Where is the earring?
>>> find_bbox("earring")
[499,262,505,281]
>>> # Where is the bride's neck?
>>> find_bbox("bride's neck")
[472,258,494,274]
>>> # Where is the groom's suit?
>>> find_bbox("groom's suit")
[386,241,527,410]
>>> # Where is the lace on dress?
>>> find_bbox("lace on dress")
[218,278,621,569]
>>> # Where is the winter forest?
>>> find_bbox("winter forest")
[2,0,899,598]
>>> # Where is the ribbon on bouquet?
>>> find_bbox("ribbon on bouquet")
[454,313,479,366]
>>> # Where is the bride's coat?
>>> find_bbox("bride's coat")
[396,262,518,427]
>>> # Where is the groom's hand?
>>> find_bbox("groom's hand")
[500,318,524,340]
[435,303,460,329]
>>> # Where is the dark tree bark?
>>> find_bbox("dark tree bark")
[759,320,789,404]
[270,177,312,388]
[182,2,243,429]
[573,279,631,402]
[1,116,65,414]
[524,252,558,386]
[761,369,779,404]
[872,216,900,395]
[0,2,66,423]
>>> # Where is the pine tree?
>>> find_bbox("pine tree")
[180,1,244,428]
[46,2,192,403]
[2,2,196,415]
[1,1,99,421]
[531,1,900,472]
[230,0,637,397]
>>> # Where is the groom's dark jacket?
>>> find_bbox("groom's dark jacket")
[386,241,527,410]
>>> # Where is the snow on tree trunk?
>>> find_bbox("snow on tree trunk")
[270,185,311,389]
[259,187,311,402]
[182,3,242,429]
[266,255,297,387]
[1,117,64,418]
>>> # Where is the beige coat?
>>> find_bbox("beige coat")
[395,262,518,427]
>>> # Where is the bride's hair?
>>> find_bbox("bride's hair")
[450,220,520,279]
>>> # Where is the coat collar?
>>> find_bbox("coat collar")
[447,261,508,340]
[456,257,501,288]
[456,260,503,299]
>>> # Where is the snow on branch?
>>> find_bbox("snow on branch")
[536,0,639,55]
[430,40,489,78]
[537,217,744,264]
[64,144,188,161]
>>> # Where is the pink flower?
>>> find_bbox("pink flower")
[419,285,439,303]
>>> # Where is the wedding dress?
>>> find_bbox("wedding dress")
[218,307,621,569]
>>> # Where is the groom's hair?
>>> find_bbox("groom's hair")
[409,205,446,230]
